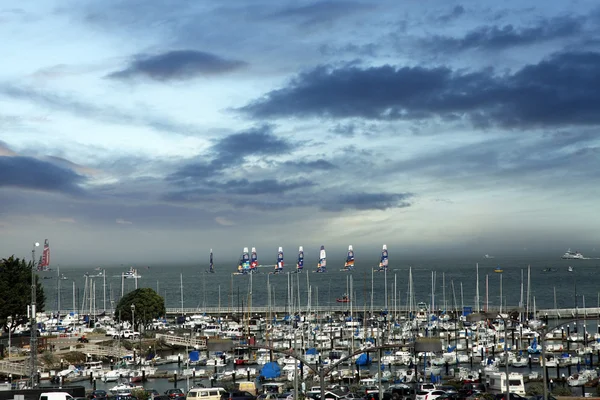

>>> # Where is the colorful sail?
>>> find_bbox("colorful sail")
[238,247,250,274]
[315,245,327,273]
[343,245,355,271]
[296,246,304,272]
[378,244,388,271]
[275,247,284,273]
[209,249,214,273]
[250,247,258,273]
[37,239,51,271]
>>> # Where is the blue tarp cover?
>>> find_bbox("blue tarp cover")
[260,362,281,379]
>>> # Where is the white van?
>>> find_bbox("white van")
[187,387,227,400]
[40,393,75,400]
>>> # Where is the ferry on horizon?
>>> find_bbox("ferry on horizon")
[561,249,585,259]
[484,254,494,259]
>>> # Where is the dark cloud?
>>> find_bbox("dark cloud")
[427,15,585,51]
[241,51,600,128]
[107,50,247,81]
[163,178,312,203]
[283,159,337,170]
[168,125,291,183]
[215,178,313,195]
[322,192,412,212]
[330,122,356,137]
[436,5,465,23]
[269,1,374,26]
[0,156,85,194]
[0,83,200,135]
[213,125,291,157]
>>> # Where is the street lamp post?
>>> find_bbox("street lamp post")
[131,304,136,364]
[30,241,40,388]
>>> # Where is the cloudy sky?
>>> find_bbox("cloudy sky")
[1,0,599,266]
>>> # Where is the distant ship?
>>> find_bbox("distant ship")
[484,254,494,259]
[494,266,503,273]
[561,249,585,260]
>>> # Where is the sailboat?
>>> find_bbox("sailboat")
[37,239,52,271]
[341,245,355,272]
[296,246,304,273]
[314,245,327,273]
[207,249,215,273]
[273,247,284,274]
[250,247,258,273]
[234,247,250,275]
[374,244,388,272]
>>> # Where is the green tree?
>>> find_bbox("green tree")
[114,288,165,330]
[0,256,46,332]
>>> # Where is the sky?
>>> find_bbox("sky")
[1,0,600,266]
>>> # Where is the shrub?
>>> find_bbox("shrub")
[551,385,572,396]
[526,382,544,396]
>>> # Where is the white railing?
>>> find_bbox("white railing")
[155,334,207,349]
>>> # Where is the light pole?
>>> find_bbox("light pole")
[131,303,136,331]
[131,303,136,365]
[30,241,40,388]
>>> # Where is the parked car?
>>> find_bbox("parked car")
[220,391,256,400]
[415,390,446,400]
[164,389,185,399]
[494,394,527,400]
[88,390,107,400]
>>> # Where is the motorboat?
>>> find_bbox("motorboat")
[336,294,350,303]
[123,267,141,279]
[562,249,584,259]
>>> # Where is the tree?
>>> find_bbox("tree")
[114,288,165,330]
[0,256,46,333]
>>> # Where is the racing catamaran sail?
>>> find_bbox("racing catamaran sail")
[250,247,258,273]
[275,247,284,273]
[375,244,388,272]
[236,247,250,274]
[296,246,304,273]
[342,245,355,272]
[315,245,327,273]
[38,239,51,271]
[208,249,214,273]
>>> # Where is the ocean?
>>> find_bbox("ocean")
[38,256,600,315]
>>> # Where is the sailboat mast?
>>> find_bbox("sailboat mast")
[370,268,374,315]
[103,269,106,312]
[485,274,489,312]
[526,265,531,319]
[180,273,184,314]
[476,263,480,313]
[460,282,464,313]
[500,273,503,314]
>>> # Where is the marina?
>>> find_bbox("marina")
[4,250,600,400]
